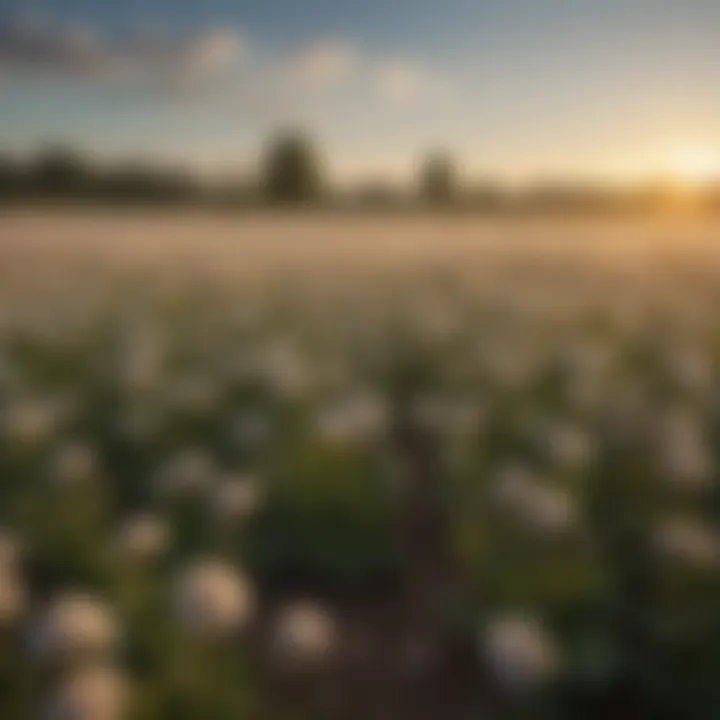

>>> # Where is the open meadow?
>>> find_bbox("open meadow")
[1,212,720,719]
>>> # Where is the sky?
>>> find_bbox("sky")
[2,0,720,184]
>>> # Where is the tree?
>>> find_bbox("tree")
[0,154,23,200]
[262,131,323,205]
[33,146,90,197]
[419,152,456,206]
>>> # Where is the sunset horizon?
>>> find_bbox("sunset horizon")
[2,1,720,185]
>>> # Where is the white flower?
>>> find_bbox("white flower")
[271,601,337,667]
[315,393,388,444]
[654,518,719,568]
[0,566,28,626]
[528,485,577,534]
[413,301,459,341]
[117,328,165,392]
[413,396,484,438]
[655,411,713,491]
[114,513,170,563]
[0,529,23,571]
[540,423,595,473]
[165,376,219,414]
[50,443,100,487]
[494,465,577,535]
[2,397,60,446]
[32,594,120,665]
[257,342,312,398]
[483,615,559,692]
[173,560,255,638]
[152,449,216,500]
[665,347,712,396]
[494,465,538,507]
[209,474,263,525]
[44,664,128,720]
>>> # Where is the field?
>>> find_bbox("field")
[2,211,720,719]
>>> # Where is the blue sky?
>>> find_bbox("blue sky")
[2,0,720,183]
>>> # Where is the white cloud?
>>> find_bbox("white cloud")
[286,40,359,88]
[0,15,245,86]
[0,15,113,78]
[376,61,430,103]
[189,30,245,75]
[0,14,442,113]
[125,29,245,84]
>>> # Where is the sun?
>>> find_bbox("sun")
[669,148,720,188]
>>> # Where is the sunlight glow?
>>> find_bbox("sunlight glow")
[669,148,720,188]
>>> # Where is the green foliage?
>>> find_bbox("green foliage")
[419,152,456,206]
[247,439,399,594]
[263,132,324,205]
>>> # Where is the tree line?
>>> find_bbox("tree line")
[2,132,719,214]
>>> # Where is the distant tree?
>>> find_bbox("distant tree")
[33,146,90,197]
[262,132,323,205]
[100,163,198,204]
[0,154,24,200]
[419,152,456,206]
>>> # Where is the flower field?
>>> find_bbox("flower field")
[1,213,720,719]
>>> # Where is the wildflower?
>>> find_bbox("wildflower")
[50,443,100,487]
[152,449,216,500]
[2,397,60,446]
[173,560,255,638]
[0,528,23,571]
[271,601,337,666]
[0,569,27,626]
[665,346,712,396]
[540,423,595,473]
[529,485,577,534]
[44,664,128,720]
[257,342,312,398]
[114,513,170,563]
[165,376,219,414]
[31,594,120,665]
[494,465,578,535]
[412,396,484,438]
[655,410,713,491]
[483,614,559,692]
[654,518,719,569]
[208,473,263,525]
[315,393,388,444]
[0,531,27,626]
